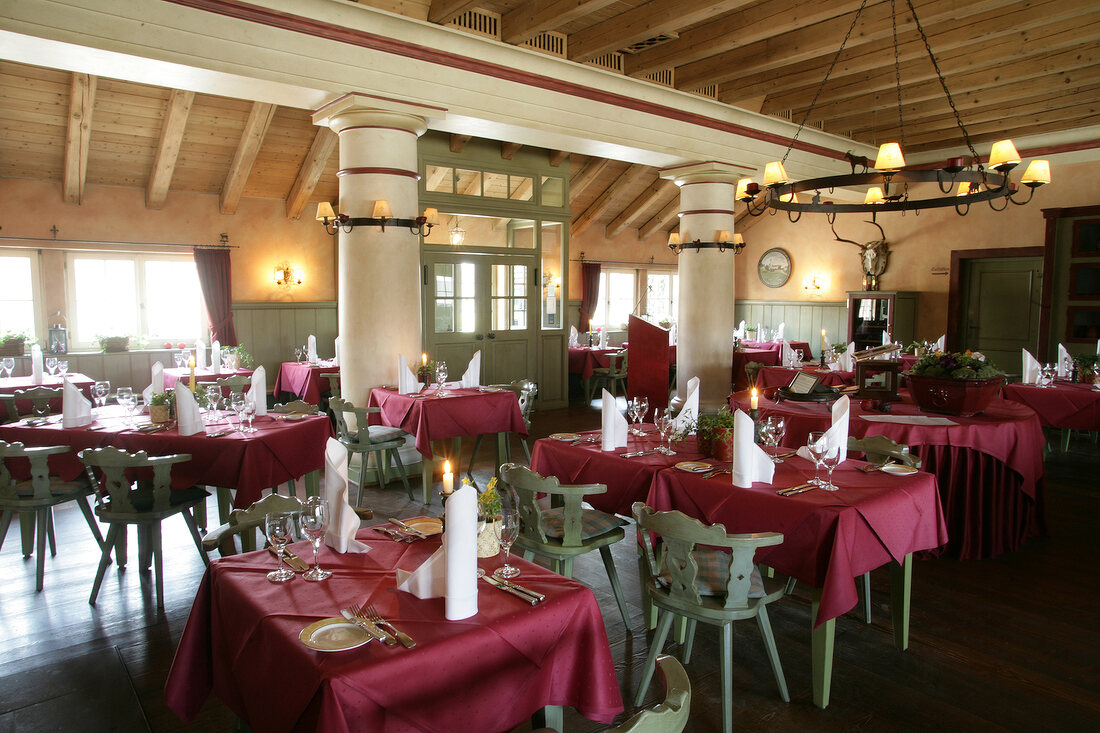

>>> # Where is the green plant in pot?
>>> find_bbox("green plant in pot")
[222,345,254,370]
[97,334,131,353]
[1,331,28,356]
[906,350,1005,416]
[1073,354,1099,384]
[148,390,175,423]
[470,477,504,558]
[691,406,738,461]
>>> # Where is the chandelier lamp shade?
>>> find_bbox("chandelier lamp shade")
[316,200,438,236]
[668,230,745,255]
[737,0,1050,223]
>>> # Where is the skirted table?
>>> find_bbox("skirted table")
[754,366,855,389]
[732,348,780,390]
[165,530,624,732]
[273,361,340,404]
[1002,380,1100,450]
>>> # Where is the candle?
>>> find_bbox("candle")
[751,387,759,410]
[188,355,196,392]
[589,319,594,332]
[422,352,427,366]
[442,460,454,495]
[821,329,827,352]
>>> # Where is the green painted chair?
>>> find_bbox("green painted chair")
[847,434,922,468]
[202,492,373,557]
[0,440,105,591]
[272,399,317,415]
[79,447,209,609]
[214,374,252,397]
[499,463,631,627]
[631,502,788,733]
[588,350,628,401]
[322,373,341,399]
[4,386,62,420]
[466,378,537,478]
[329,397,414,505]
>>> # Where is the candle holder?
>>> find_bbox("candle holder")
[749,407,760,422]
[819,350,826,368]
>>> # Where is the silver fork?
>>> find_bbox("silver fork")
[347,603,396,645]
[365,603,417,648]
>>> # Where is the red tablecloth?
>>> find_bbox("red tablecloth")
[273,361,340,404]
[0,406,330,507]
[0,373,95,415]
[730,391,1045,559]
[1002,380,1100,430]
[648,456,948,628]
[732,348,780,390]
[742,340,814,360]
[368,387,526,459]
[163,367,254,395]
[165,531,624,732]
[754,366,854,389]
[567,347,620,381]
[529,427,706,515]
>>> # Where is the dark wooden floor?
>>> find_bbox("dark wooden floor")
[2,399,1098,733]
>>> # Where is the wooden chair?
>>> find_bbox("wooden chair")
[79,447,209,608]
[322,373,341,399]
[0,440,105,591]
[847,435,922,468]
[588,350,628,401]
[272,399,317,415]
[202,492,373,557]
[214,375,251,397]
[330,397,414,505]
[5,386,62,420]
[632,503,788,733]
[466,378,537,478]
[500,463,630,626]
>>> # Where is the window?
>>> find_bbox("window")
[592,267,679,331]
[645,271,679,325]
[592,269,636,330]
[67,253,206,349]
[0,250,40,339]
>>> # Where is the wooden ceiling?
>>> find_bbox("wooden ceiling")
[1,0,1097,240]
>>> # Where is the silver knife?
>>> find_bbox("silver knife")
[387,517,429,539]
[340,609,397,645]
[267,546,308,572]
[496,577,545,603]
[481,575,540,605]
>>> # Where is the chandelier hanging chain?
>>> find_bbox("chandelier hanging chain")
[891,0,906,153]
[903,0,981,167]
[780,0,871,166]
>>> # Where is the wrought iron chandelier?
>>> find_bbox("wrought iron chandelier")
[738,0,1051,223]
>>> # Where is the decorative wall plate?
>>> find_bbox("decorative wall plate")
[758,248,792,288]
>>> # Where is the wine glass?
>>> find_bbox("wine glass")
[300,497,332,582]
[1,357,14,378]
[655,409,675,455]
[794,349,804,365]
[45,356,57,376]
[116,387,136,426]
[57,360,68,376]
[230,392,247,431]
[629,396,649,436]
[762,415,787,463]
[435,361,448,397]
[265,512,296,583]
[173,351,186,369]
[92,381,110,411]
[806,431,839,490]
[493,509,521,579]
[240,393,257,433]
[294,346,304,363]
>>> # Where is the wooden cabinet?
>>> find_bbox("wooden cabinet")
[847,291,918,350]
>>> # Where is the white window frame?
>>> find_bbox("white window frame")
[592,265,679,330]
[0,247,44,340]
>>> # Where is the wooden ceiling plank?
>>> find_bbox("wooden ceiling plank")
[638,192,681,239]
[146,89,195,210]
[568,0,753,63]
[568,156,612,200]
[284,127,337,219]
[548,149,569,167]
[906,113,1100,153]
[219,102,276,215]
[502,0,620,45]
[571,164,649,237]
[450,133,471,153]
[427,0,481,25]
[501,141,522,160]
[62,73,96,205]
[606,176,674,238]
[900,99,1100,147]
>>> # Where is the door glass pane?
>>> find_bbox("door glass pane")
[434,262,477,333]
[425,165,453,193]
[607,271,635,330]
[434,263,455,333]
[541,223,563,329]
[456,262,476,333]
[492,265,528,331]
[647,272,672,323]
[484,171,508,198]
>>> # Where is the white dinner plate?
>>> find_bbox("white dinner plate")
[401,516,443,536]
[549,432,581,441]
[880,464,918,476]
[299,618,374,652]
[675,461,712,473]
[280,414,306,421]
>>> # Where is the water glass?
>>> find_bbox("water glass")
[45,357,57,376]
[230,392,247,431]
[173,351,186,369]
[300,497,332,582]
[629,396,649,435]
[655,409,676,455]
[806,431,839,491]
[762,415,787,463]
[265,512,296,583]
[3,356,16,378]
[116,387,136,426]
[435,361,448,397]
[204,384,222,412]
[92,381,110,410]
[57,360,68,376]
[493,509,521,579]
[240,394,257,433]
[795,349,804,365]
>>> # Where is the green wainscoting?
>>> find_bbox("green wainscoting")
[231,302,338,391]
[734,300,848,355]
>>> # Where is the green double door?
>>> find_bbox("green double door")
[958,256,1043,373]
[422,252,537,386]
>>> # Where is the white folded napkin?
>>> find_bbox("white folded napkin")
[669,323,677,345]
[62,377,92,428]
[735,320,746,339]
[461,350,481,388]
[1022,349,1041,384]
[31,344,43,384]
[731,409,774,488]
[569,325,579,347]
[322,437,370,553]
[307,334,318,364]
[396,482,479,621]
[671,376,699,433]
[144,361,165,403]
[175,383,203,435]
[882,330,892,346]
[831,342,855,371]
[781,340,797,367]
[796,395,850,465]
[196,340,206,372]
[1057,343,1071,377]
[333,336,341,366]
[775,322,785,341]
[210,340,222,374]
[601,389,628,450]
[599,329,609,348]
[251,366,267,416]
[934,334,945,352]
[756,322,763,341]
[397,355,421,395]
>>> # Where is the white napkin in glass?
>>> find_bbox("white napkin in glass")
[1057,343,1071,377]
[196,340,206,372]
[31,344,43,385]
[731,409,774,488]
[832,342,855,371]
[775,322,785,341]
[175,383,203,436]
[210,341,221,374]
[144,362,164,401]
[569,325,579,347]
[461,350,481,388]
[398,355,421,395]
[396,483,479,620]
[796,395,850,464]
[333,336,341,366]
[671,376,699,433]
[934,334,945,351]
[756,323,763,342]
[1022,349,1041,383]
[599,329,609,348]
[882,330,892,346]
[735,320,746,339]
[307,334,318,364]
[781,340,797,367]
[62,377,92,428]
[251,366,267,416]
[601,389,628,450]
[322,437,370,553]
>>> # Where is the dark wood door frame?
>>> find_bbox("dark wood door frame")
[947,247,1044,352]
[1041,205,1100,353]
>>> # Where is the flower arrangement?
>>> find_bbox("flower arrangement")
[1,330,29,356]
[1074,354,1099,382]
[96,334,131,353]
[223,345,254,369]
[417,359,436,384]
[908,350,1003,380]
[464,476,503,519]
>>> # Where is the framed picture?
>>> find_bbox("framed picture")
[758,248,792,288]
[855,360,901,401]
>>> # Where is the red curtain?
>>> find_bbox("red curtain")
[193,247,238,346]
[579,261,601,331]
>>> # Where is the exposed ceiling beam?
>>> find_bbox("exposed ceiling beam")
[450,134,471,153]
[501,141,522,160]
[145,89,194,210]
[62,73,95,205]
[605,177,675,238]
[502,0,619,45]
[220,102,276,215]
[428,1,481,25]
[638,192,681,239]
[285,127,337,219]
[568,0,753,63]
[548,149,568,167]
[568,156,612,200]
[571,164,649,237]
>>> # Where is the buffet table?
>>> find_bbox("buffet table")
[165,530,624,732]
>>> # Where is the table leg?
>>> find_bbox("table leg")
[217,487,233,524]
[421,451,435,504]
[303,470,320,499]
[495,432,509,475]
[531,705,562,732]
[890,553,912,651]
[810,590,835,709]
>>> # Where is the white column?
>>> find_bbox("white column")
[660,162,742,412]
[313,96,440,406]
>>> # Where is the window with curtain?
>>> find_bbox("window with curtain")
[0,250,41,339]
[66,253,207,349]
[592,269,636,330]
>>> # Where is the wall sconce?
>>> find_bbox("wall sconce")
[316,201,437,237]
[802,272,828,292]
[273,262,303,287]
[668,230,746,255]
